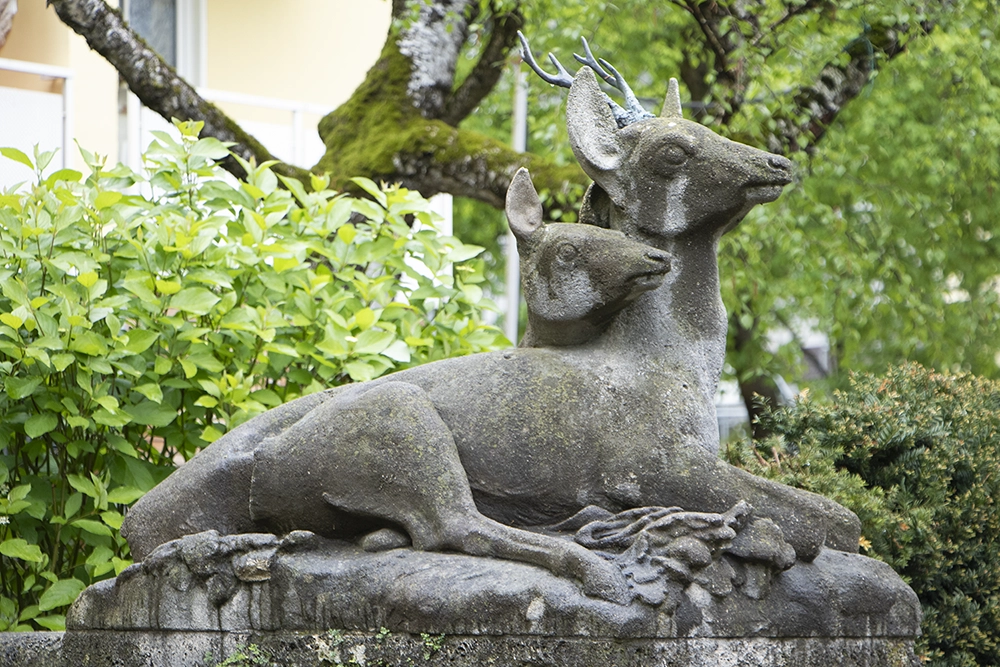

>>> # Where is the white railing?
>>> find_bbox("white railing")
[0,57,74,170]
[197,87,332,167]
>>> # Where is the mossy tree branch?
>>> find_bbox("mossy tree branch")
[314,0,586,213]
[440,7,524,126]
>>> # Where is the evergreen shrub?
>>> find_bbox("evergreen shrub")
[725,363,1000,666]
[0,122,505,630]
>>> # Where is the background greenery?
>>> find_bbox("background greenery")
[0,123,505,630]
[726,364,1000,666]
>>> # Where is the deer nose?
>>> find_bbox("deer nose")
[768,154,793,170]
[645,249,671,273]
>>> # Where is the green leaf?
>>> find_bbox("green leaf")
[344,361,375,382]
[0,539,44,562]
[336,224,357,244]
[45,169,83,186]
[194,395,218,408]
[5,376,41,400]
[353,330,395,355]
[169,288,220,316]
[66,474,97,498]
[106,486,145,505]
[85,545,114,567]
[381,340,411,363]
[201,425,223,443]
[354,307,376,330]
[69,331,109,356]
[134,383,163,403]
[190,137,231,159]
[63,493,82,520]
[0,313,22,329]
[24,413,58,438]
[124,401,178,428]
[124,330,159,354]
[446,244,485,263]
[179,359,197,378]
[94,191,122,210]
[0,147,33,169]
[38,579,86,612]
[51,353,75,372]
[72,519,112,537]
[350,177,387,208]
[34,615,66,631]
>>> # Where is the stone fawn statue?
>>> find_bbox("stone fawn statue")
[121,43,863,606]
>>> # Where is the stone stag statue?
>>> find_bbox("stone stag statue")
[121,40,863,607]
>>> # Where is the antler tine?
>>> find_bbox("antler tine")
[597,58,653,123]
[573,37,614,85]
[518,31,574,88]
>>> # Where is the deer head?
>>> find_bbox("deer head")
[566,69,792,243]
[518,33,793,243]
[507,168,671,347]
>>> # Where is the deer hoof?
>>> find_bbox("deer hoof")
[581,558,633,605]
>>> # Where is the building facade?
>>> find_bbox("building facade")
[0,0,390,185]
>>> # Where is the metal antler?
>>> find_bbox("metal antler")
[517,31,654,129]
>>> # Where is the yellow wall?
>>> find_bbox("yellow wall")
[206,0,391,110]
[0,1,69,67]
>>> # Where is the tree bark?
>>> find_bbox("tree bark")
[312,0,584,209]
[0,0,15,50]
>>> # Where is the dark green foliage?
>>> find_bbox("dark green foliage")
[0,124,505,630]
[725,364,1000,666]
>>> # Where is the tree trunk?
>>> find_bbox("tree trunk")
[0,0,16,50]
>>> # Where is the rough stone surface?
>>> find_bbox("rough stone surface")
[0,631,62,667]
[0,630,918,667]
[121,66,861,596]
[68,531,919,640]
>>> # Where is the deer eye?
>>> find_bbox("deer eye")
[660,143,689,166]
[557,243,579,262]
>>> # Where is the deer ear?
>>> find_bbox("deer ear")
[578,183,612,229]
[661,78,683,118]
[567,68,635,204]
[567,68,621,174]
[506,168,544,242]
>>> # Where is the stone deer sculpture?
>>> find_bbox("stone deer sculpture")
[123,54,861,606]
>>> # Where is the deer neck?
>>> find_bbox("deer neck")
[602,227,727,406]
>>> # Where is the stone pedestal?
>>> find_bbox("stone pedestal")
[56,631,918,667]
[39,530,922,666]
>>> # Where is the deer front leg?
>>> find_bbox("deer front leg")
[636,446,861,562]
[251,381,631,604]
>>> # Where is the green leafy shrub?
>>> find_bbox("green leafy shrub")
[725,363,1000,666]
[0,122,505,630]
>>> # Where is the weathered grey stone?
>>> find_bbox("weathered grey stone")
[0,631,63,667]
[51,630,921,667]
[68,530,919,641]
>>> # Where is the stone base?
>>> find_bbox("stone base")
[0,631,63,667]
[3,629,913,667]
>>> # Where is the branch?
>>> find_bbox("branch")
[46,0,310,183]
[440,8,523,126]
[766,22,927,154]
[388,121,585,209]
[396,0,477,118]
